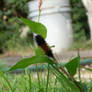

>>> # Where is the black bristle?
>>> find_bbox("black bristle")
[35,34,54,59]
[45,50,54,58]
[35,35,45,45]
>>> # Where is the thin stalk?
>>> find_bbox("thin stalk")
[38,9,41,22]
[43,68,46,89]
[0,70,13,92]
[36,65,41,89]
[53,57,70,78]
[78,49,81,82]
[41,65,45,91]
[26,69,32,92]
[78,65,81,82]
[53,77,57,92]
[52,63,83,92]
[36,6,41,91]
[46,64,50,92]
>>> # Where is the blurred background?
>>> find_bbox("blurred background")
[0,0,92,65]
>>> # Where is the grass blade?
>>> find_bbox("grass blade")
[0,70,13,92]
[46,64,50,92]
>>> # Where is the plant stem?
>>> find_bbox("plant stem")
[36,65,41,89]
[26,69,32,92]
[78,65,81,81]
[0,70,13,92]
[36,6,41,91]
[53,77,57,92]
[38,9,41,22]
[78,49,81,82]
[46,64,50,92]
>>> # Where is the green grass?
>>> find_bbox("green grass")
[69,40,92,50]
[0,58,92,92]
[0,70,62,92]
[0,70,92,92]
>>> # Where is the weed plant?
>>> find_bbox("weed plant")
[0,1,92,92]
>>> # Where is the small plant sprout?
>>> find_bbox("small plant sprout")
[38,0,43,22]
[38,0,43,11]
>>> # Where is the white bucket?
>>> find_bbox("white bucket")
[28,0,73,54]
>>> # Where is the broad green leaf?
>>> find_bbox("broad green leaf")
[65,57,80,76]
[9,55,55,71]
[51,66,80,92]
[21,18,47,39]
[34,47,44,56]
[8,55,81,92]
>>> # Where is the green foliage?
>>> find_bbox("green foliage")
[0,0,30,52]
[1,54,92,91]
[34,47,44,56]
[0,1,92,90]
[70,0,90,41]
[87,80,92,92]
[65,56,80,77]
[7,15,92,92]
[0,70,79,92]
[0,70,13,92]
[6,31,33,51]
[21,18,47,39]
[9,55,55,71]
[8,56,80,92]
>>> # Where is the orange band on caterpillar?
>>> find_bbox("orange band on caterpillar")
[35,35,70,77]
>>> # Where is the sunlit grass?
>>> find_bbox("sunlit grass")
[0,70,62,92]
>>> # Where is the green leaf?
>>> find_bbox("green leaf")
[51,66,80,92]
[20,18,47,39]
[9,55,55,71]
[87,80,92,92]
[34,47,44,56]
[65,57,80,76]
[50,45,55,48]
[0,70,13,92]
